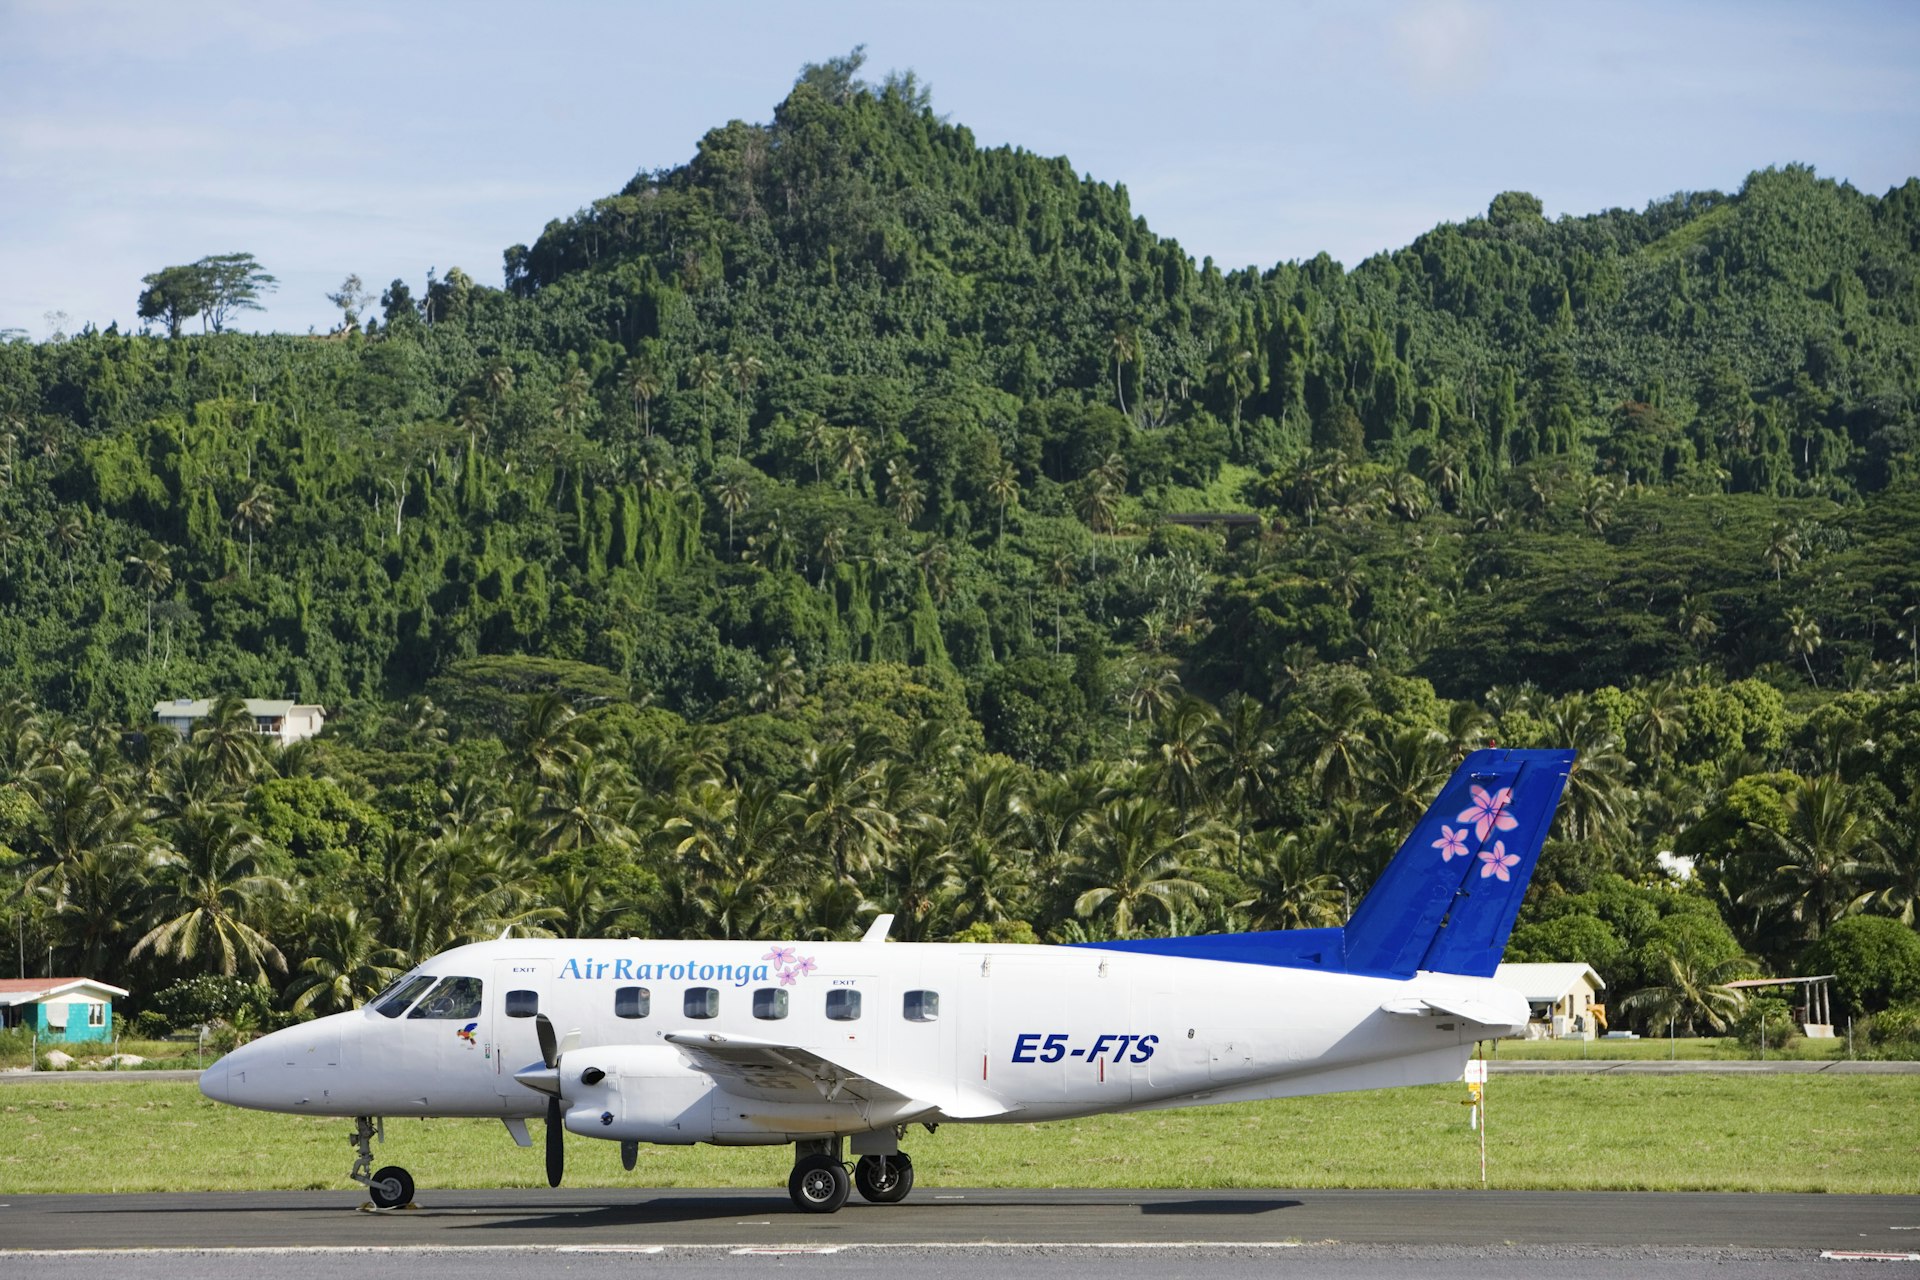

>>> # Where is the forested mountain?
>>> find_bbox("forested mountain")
[2,51,1918,1043]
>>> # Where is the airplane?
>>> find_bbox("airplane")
[200,746,1573,1213]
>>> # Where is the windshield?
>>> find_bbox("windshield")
[406,976,484,1021]
[373,974,435,1019]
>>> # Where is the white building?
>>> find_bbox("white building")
[1492,962,1607,1039]
[152,699,327,746]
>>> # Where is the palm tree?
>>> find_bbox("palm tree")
[534,754,635,855]
[1108,325,1139,415]
[985,460,1020,552]
[1290,682,1372,805]
[192,694,268,787]
[1620,941,1749,1035]
[724,350,765,455]
[620,358,663,440]
[553,364,592,429]
[816,523,846,588]
[1048,553,1074,653]
[794,743,895,881]
[1541,695,1631,847]
[1631,678,1688,767]
[834,427,870,495]
[231,483,276,578]
[1865,787,1920,925]
[1073,797,1209,938]
[125,539,174,662]
[49,509,85,585]
[1209,346,1255,430]
[799,413,833,484]
[1785,607,1823,686]
[685,352,723,435]
[714,473,751,553]
[1150,696,1220,816]
[481,356,516,406]
[286,905,405,1014]
[1237,832,1344,930]
[1763,521,1800,582]
[1744,775,1880,943]
[749,649,805,713]
[1423,446,1466,512]
[133,808,290,980]
[510,693,589,784]
[1357,727,1450,842]
[885,457,925,529]
[0,516,20,575]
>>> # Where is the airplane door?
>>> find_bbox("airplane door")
[985,955,1065,1103]
[1148,986,1208,1091]
[491,957,551,1100]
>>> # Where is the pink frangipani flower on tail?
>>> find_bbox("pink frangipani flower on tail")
[1432,825,1469,862]
[1458,785,1519,841]
[1477,842,1520,881]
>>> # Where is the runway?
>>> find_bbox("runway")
[2,1187,1915,1253]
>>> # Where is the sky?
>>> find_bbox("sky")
[3,0,1918,339]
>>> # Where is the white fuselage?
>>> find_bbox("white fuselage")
[203,937,1526,1145]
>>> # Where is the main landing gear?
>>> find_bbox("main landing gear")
[786,1135,917,1213]
[350,1115,415,1210]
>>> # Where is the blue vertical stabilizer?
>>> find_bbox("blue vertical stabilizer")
[1076,748,1575,979]
[1341,747,1574,978]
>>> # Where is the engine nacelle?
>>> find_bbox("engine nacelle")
[558,1044,719,1144]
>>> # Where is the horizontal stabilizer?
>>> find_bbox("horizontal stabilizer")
[1379,992,1525,1027]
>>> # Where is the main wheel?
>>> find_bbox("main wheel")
[788,1154,851,1214]
[368,1164,414,1209]
[854,1151,914,1204]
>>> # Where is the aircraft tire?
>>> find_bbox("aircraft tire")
[368,1165,414,1209]
[788,1154,851,1213]
[854,1152,914,1204]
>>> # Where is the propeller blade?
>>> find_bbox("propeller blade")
[535,1013,558,1069]
[545,1095,564,1187]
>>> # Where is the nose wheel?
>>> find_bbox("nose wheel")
[349,1115,415,1209]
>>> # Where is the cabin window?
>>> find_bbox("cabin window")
[374,975,435,1018]
[408,976,484,1020]
[684,987,719,1019]
[614,986,650,1019]
[88,1004,106,1028]
[752,988,789,1020]
[504,989,540,1019]
[903,990,940,1022]
[825,989,862,1021]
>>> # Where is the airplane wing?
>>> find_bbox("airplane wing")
[662,1031,1012,1119]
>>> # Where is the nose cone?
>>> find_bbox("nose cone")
[199,1055,231,1103]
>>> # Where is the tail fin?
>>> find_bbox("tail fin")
[1072,747,1574,980]
[1342,747,1574,978]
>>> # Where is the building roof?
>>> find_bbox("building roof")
[1492,962,1606,1000]
[152,698,314,718]
[0,978,131,1006]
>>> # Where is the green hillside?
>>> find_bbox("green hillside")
[0,52,1916,1041]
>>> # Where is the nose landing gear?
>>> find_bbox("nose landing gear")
[349,1115,415,1210]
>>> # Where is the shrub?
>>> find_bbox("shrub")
[1731,995,1796,1049]
[152,975,272,1030]
[1811,917,1920,1016]
[1866,1000,1920,1057]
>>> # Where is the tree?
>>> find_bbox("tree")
[620,358,663,440]
[231,484,275,578]
[125,539,174,663]
[985,460,1020,551]
[133,807,290,981]
[326,274,372,331]
[1811,915,1920,1017]
[1073,796,1209,938]
[686,353,723,434]
[1619,932,1749,1035]
[286,905,404,1014]
[713,472,751,553]
[885,457,924,529]
[1108,324,1139,416]
[136,265,213,338]
[48,509,85,586]
[197,253,277,332]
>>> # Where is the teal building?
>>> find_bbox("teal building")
[0,979,129,1044]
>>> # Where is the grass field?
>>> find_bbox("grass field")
[1495,1036,1850,1061]
[1,1076,1914,1197]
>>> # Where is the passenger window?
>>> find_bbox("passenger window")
[615,986,650,1019]
[684,987,719,1019]
[903,990,940,1022]
[753,988,789,1020]
[825,989,862,1022]
[504,989,539,1019]
[408,976,484,1020]
[374,975,434,1019]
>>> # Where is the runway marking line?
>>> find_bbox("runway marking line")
[1821,1251,1920,1262]
[0,1242,1308,1258]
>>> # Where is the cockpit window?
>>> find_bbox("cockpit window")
[373,975,434,1019]
[407,976,484,1020]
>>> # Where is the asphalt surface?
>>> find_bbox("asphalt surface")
[2,1187,1916,1253]
[0,1245,1892,1280]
